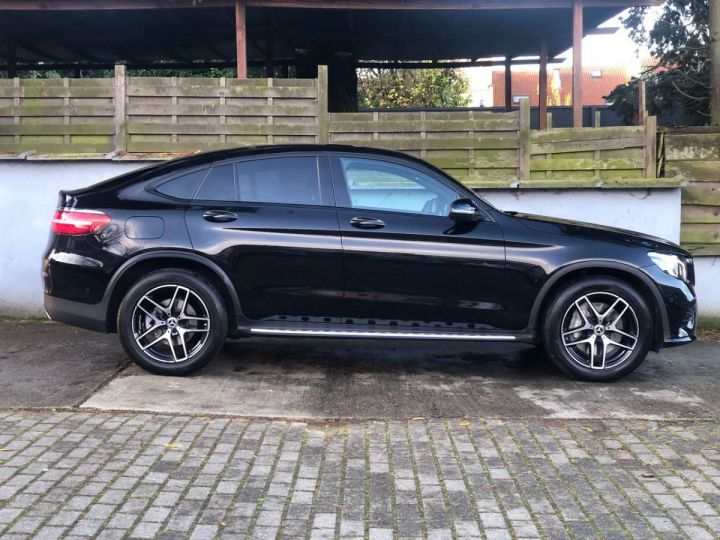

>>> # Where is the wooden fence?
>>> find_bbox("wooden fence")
[0,65,322,155]
[327,109,522,186]
[0,67,656,186]
[0,77,116,154]
[665,128,720,255]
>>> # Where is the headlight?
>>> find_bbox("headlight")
[648,251,688,282]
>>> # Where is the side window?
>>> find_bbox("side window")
[339,157,457,216]
[156,168,207,199]
[195,163,236,202]
[236,157,321,206]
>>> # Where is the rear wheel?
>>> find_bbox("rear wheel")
[542,277,653,382]
[117,269,227,375]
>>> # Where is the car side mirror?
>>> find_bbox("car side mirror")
[449,199,481,221]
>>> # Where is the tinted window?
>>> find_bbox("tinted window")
[237,157,321,206]
[195,164,236,202]
[156,169,207,199]
[340,158,457,216]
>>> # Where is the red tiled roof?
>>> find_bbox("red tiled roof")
[492,66,632,107]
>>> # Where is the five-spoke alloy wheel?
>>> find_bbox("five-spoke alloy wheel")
[543,277,653,382]
[118,269,227,375]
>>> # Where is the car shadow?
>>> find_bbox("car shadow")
[220,337,562,381]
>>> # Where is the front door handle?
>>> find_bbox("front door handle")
[203,210,238,223]
[350,217,385,230]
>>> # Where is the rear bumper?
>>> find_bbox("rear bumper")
[44,293,109,333]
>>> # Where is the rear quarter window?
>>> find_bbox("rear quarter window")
[195,164,237,202]
[156,169,208,199]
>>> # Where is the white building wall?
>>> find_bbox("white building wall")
[0,160,715,318]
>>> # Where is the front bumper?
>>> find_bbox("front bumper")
[642,265,697,348]
[44,293,109,333]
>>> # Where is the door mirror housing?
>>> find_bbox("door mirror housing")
[449,199,481,221]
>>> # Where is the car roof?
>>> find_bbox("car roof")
[69,144,465,197]
[152,144,435,172]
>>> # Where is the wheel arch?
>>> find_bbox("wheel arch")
[529,261,669,350]
[104,250,241,335]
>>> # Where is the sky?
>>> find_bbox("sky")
[465,8,658,107]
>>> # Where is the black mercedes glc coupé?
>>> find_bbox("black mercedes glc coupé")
[43,145,697,381]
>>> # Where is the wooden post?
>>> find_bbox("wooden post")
[594,109,601,128]
[539,37,548,131]
[504,57,512,112]
[546,111,553,130]
[317,65,329,143]
[637,79,647,125]
[710,0,719,124]
[518,98,531,182]
[114,64,127,154]
[572,0,583,127]
[235,0,247,79]
[644,115,657,178]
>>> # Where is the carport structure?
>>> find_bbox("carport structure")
[1,0,660,125]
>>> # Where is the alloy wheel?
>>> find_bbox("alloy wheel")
[560,291,639,371]
[131,284,211,363]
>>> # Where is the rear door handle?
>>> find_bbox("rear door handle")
[350,217,385,230]
[203,210,238,223]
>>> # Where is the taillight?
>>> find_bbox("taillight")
[51,210,111,235]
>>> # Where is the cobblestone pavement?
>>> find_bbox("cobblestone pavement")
[1,411,719,539]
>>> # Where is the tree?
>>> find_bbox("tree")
[711,0,719,124]
[357,68,471,109]
[606,0,714,125]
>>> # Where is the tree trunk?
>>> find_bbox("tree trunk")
[711,0,720,124]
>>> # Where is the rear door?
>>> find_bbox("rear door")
[185,153,345,326]
[330,154,509,331]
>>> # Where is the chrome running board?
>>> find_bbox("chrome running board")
[249,328,516,340]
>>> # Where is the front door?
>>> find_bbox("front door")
[330,155,509,332]
[185,153,345,325]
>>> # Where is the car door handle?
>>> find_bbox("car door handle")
[202,210,238,223]
[350,217,385,230]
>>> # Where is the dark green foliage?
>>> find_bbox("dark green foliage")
[607,1,710,125]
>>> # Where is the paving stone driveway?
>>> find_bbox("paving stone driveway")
[1,411,719,539]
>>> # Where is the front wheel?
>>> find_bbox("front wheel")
[542,277,654,382]
[117,269,228,376]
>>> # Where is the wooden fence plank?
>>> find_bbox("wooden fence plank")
[531,136,645,154]
[126,103,318,117]
[530,158,644,171]
[126,85,318,99]
[329,119,519,132]
[532,126,645,143]
[127,122,318,136]
[0,124,114,135]
[326,137,519,151]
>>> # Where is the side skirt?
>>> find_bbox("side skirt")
[238,323,533,342]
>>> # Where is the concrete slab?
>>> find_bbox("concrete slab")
[80,333,720,420]
[0,320,128,408]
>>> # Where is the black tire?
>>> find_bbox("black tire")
[117,268,228,376]
[542,277,653,382]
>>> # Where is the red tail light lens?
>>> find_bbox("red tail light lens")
[51,210,111,235]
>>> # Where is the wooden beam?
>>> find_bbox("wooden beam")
[358,58,566,69]
[572,0,583,127]
[0,0,664,10]
[235,0,247,79]
[504,57,512,112]
[539,37,548,130]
